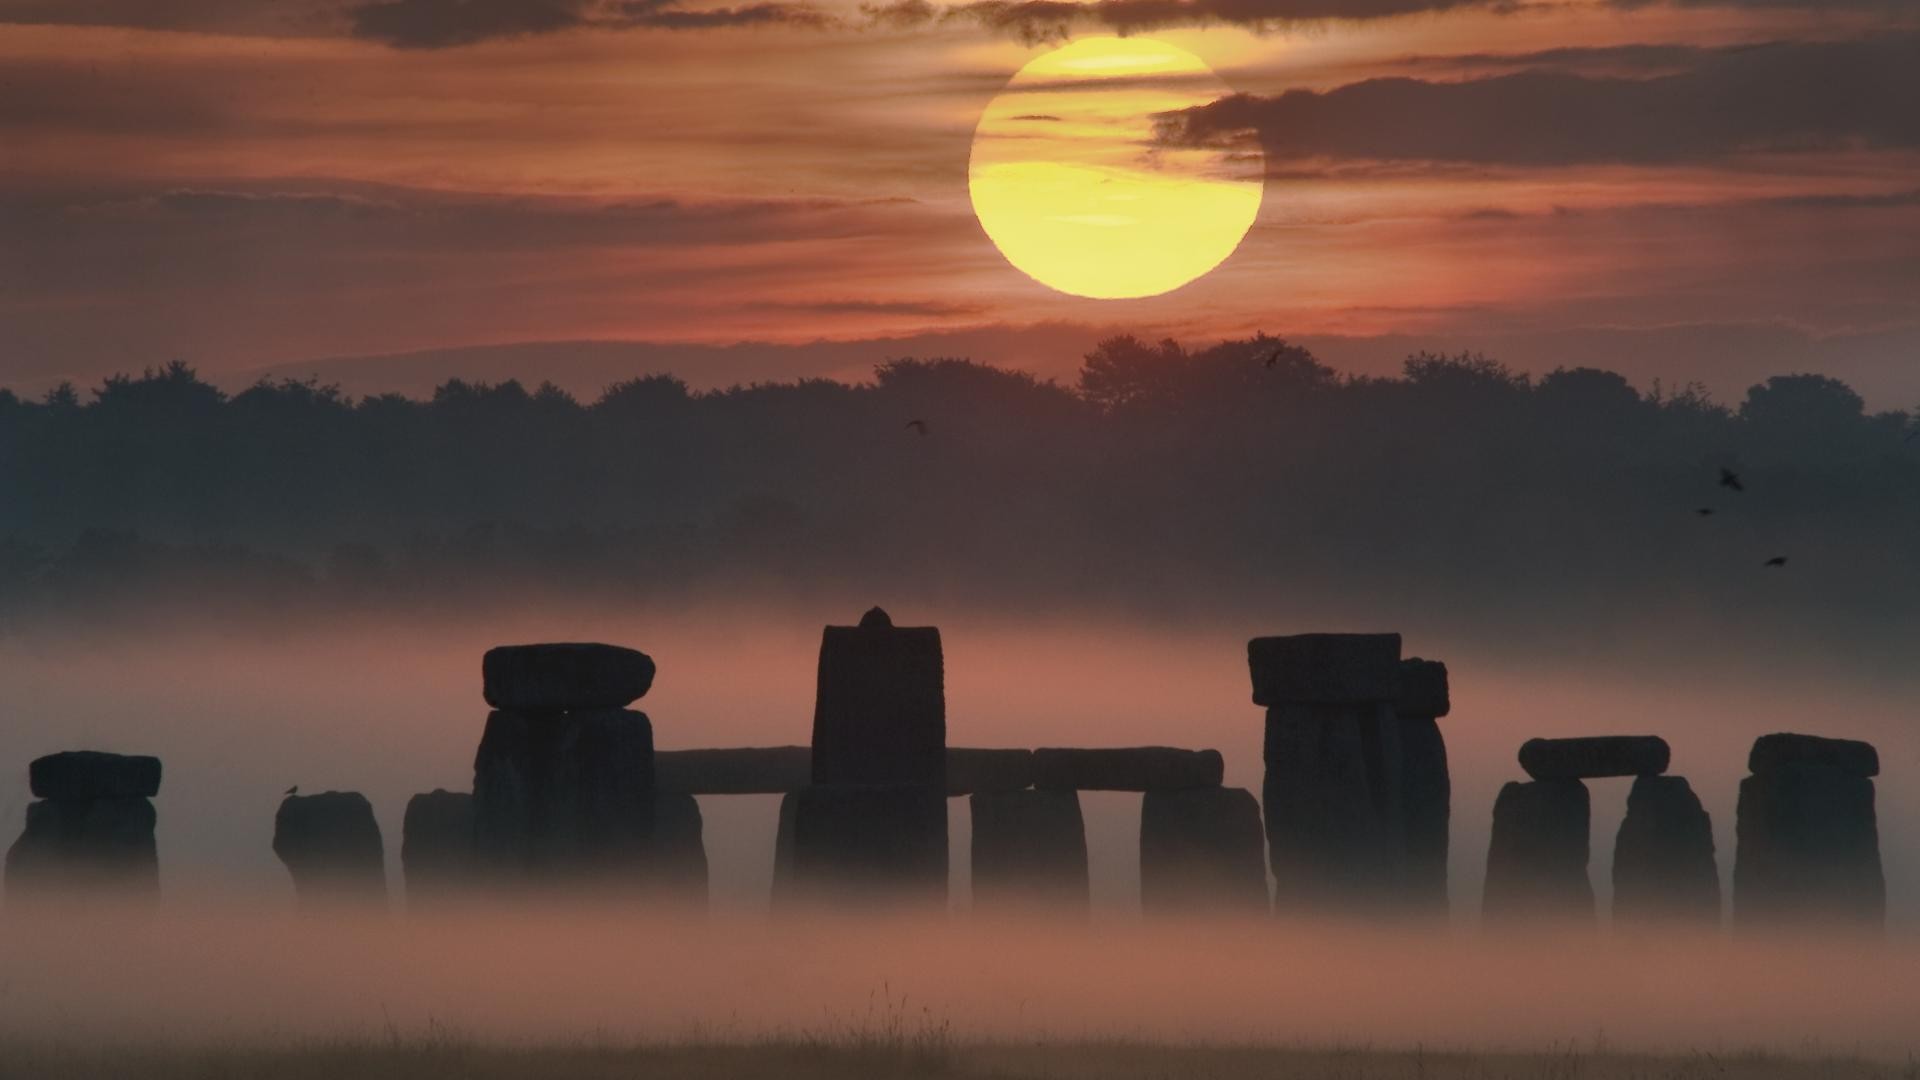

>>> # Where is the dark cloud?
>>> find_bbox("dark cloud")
[0,0,345,35]
[1156,35,1920,166]
[862,0,1490,43]
[345,0,834,44]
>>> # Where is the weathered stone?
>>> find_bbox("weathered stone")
[29,751,161,801]
[787,784,947,905]
[1483,779,1592,923]
[1612,775,1720,925]
[771,790,799,907]
[402,789,474,905]
[656,747,811,794]
[1734,761,1883,929]
[1519,736,1669,780]
[1263,703,1403,909]
[1031,747,1222,791]
[1139,787,1269,915]
[811,608,945,788]
[272,791,386,906]
[1748,733,1879,779]
[947,748,1035,796]
[5,797,158,901]
[1395,658,1451,719]
[1398,715,1450,914]
[482,643,656,712]
[969,789,1087,910]
[1248,633,1402,706]
[472,708,655,879]
[649,791,708,902]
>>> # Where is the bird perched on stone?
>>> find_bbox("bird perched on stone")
[904,419,927,435]
[1719,467,1744,492]
[1763,556,1788,568]
[284,785,298,796]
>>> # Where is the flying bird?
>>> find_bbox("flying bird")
[1695,508,1715,516]
[1719,467,1744,492]
[1263,350,1281,369]
[284,785,298,796]
[904,419,927,436]
[1763,556,1788,568]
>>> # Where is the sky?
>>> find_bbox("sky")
[2,0,1917,403]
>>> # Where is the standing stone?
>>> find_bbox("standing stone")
[1251,633,1404,911]
[649,791,708,903]
[771,790,800,907]
[1396,658,1451,915]
[472,708,656,882]
[970,789,1087,911]
[1612,775,1719,925]
[1031,747,1222,792]
[1139,787,1269,915]
[811,607,945,788]
[402,789,475,907]
[787,784,947,906]
[7,750,162,905]
[273,791,386,907]
[1734,734,1883,930]
[1483,779,1592,923]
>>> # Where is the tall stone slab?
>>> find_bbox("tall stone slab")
[1734,734,1883,931]
[649,791,708,903]
[1139,787,1269,915]
[1612,775,1719,925]
[273,791,387,907]
[1251,631,1403,911]
[1483,778,1592,923]
[1395,658,1451,915]
[472,707,656,883]
[402,789,475,908]
[811,607,945,788]
[6,750,162,905]
[970,789,1088,911]
[786,784,948,907]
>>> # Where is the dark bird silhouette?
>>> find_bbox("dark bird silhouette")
[1695,507,1715,516]
[284,785,298,796]
[1263,348,1286,369]
[1763,556,1788,568]
[904,419,927,436]
[1719,467,1744,492]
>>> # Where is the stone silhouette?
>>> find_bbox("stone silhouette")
[401,789,475,907]
[273,790,386,907]
[1139,787,1269,915]
[6,750,162,904]
[1612,775,1719,925]
[787,783,947,906]
[1519,736,1670,780]
[1252,632,1404,910]
[1031,747,1222,791]
[1483,778,1592,923]
[1734,732,1883,930]
[473,706,656,881]
[649,791,708,902]
[946,748,1035,796]
[969,789,1088,911]
[482,643,656,713]
[656,747,812,794]
[810,607,945,788]
[1395,658,1451,915]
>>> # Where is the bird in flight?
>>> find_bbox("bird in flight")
[284,785,298,796]
[1719,467,1744,492]
[1695,508,1715,517]
[1763,556,1788,568]
[904,419,927,436]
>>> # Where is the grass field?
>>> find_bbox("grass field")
[2,1039,1914,1080]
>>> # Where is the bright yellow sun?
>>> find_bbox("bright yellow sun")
[968,36,1263,300]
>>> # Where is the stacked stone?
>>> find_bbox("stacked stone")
[5,751,162,904]
[786,608,948,906]
[1733,733,1883,931]
[274,790,387,908]
[1483,736,1669,924]
[1250,633,1404,911]
[472,642,666,891]
[1395,659,1452,915]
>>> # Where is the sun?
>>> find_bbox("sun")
[968,36,1263,300]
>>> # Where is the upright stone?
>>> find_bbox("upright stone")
[1734,733,1883,930]
[1483,778,1592,923]
[649,791,708,903]
[1139,787,1269,915]
[970,789,1088,911]
[787,784,947,906]
[1251,631,1403,910]
[771,790,800,907]
[1395,658,1451,915]
[1612,775,1719,925]
[402,789,475,907]
[273,791,387,907]
[811,607,945,788]
[472,708,656,882]
[6,750,162,905]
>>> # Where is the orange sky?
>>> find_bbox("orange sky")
[2,0,1917,401]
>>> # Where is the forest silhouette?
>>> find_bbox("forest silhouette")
[3,335,1917,651]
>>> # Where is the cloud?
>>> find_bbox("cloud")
[861,0,1491,43]
[344,0,834,44]
[1155,35,1920,166]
